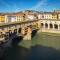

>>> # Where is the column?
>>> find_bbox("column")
[43,23,45,29]
[58,24,59,30]
[53,24,54,30]
[16,27,19,35]
[48,23,50,29]
[16,25,20,35]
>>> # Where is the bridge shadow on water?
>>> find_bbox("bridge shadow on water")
[12,36,23,46]
[31,29,37,38]
[0,33,60,60]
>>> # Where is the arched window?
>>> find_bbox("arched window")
[50,23,53,28]
[45,23,48,28]
[54,24,58,29]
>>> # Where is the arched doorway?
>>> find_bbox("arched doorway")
[54,24,58,29]
[50,23,53,28]
[41,23,44,28]
[45,23,48,28]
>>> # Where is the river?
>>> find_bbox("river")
[0,36,60,60]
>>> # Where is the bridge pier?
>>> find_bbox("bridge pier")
[22,27,32,40]
[23,34,31,40]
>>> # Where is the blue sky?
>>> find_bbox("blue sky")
[0,0,60,12]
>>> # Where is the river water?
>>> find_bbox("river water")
[0,36,60,60]
[0,30,60,60]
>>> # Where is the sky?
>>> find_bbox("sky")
[0,0,60,12]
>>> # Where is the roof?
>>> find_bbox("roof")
[6,12,25,16]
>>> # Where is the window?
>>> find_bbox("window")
[42,15,44,18]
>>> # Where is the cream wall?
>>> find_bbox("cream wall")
[58,14,60,19]
[38,13,57,20]
[16,16,24,22]
[26,14,36,21]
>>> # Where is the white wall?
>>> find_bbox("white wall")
[27,15,35,20]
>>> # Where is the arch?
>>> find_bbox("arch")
[49,23,53,28]
[18,28,21,33]
[9,30,12,37]
[41,23,44,28]
[5,32,9,37]
[45,23,48,28]
[9,30,12,33]
[54,24,58,29]
[14,29,17,34]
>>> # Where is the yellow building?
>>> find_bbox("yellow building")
[15,13,25,22]
[58,13,60,19]
[51,13,58,20]
[0,14,5,23]
[5,12,26,23]
[38,12,58,20]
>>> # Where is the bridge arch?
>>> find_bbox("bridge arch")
[14,29,17,34]
[18,28,21,33]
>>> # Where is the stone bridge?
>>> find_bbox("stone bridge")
[0,20,40,47]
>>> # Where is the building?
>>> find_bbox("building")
[0,14,5,23]
[1,10,60,33]
[4,12,25,23]
[15,12,25,22]
[6,15,16,23]
[38,12,58,20]
[37,10,60,33]
[24,10,38,21]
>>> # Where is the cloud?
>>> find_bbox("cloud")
[29,0,47,11]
